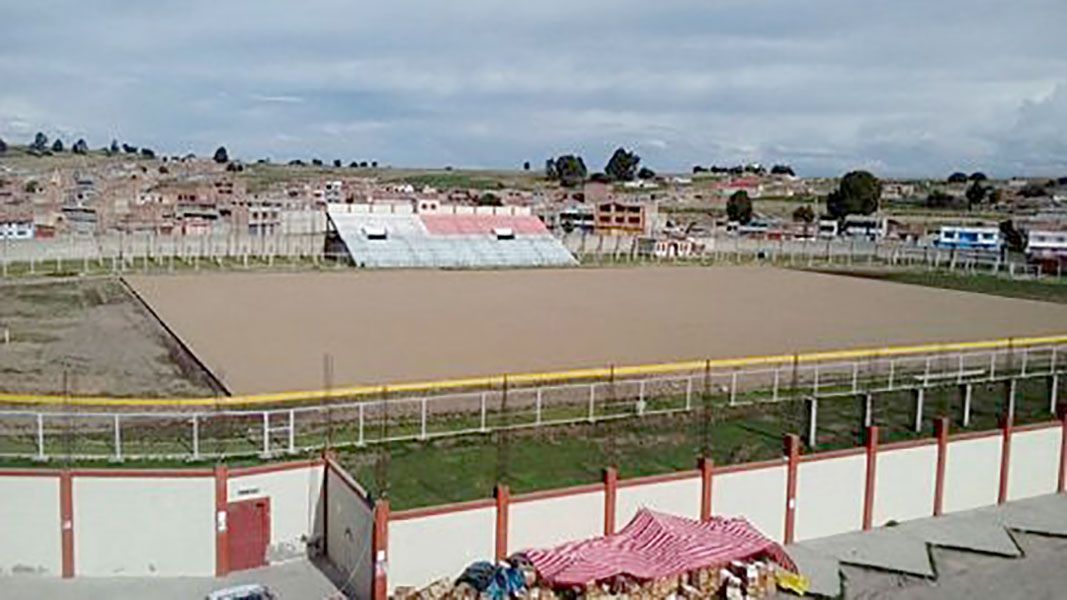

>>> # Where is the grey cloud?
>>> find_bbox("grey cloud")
[0,0,1064,176]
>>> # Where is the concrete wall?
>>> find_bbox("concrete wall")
[73,476,215,576]
[0,475,61,576]
[324,466,373,600]
[712,465,787,543]
[229,465,324,562]
[873,444,937,526]
[389,507,495,590]
[794,454,866,542]
[943,435,1002,514]
[1008,426,1061,501]
[616,476,702,529]
[511,491,603,552]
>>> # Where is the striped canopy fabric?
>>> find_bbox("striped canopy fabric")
[525,509,796,587]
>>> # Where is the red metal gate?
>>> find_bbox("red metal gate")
[227,498,271,572]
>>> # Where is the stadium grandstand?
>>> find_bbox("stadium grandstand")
[326,202,577,268]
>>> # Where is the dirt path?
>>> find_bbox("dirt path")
[124,266,1067,395]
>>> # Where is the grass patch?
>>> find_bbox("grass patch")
[811,268,1067,304]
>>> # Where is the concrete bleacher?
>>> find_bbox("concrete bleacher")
[327,204,577,269]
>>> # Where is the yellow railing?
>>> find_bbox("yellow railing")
[1,333,1064,408]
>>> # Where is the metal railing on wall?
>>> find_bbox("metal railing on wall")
[1,342,1061,462]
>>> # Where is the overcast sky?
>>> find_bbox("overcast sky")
[1,0,1065,177]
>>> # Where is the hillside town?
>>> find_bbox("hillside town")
[2,136,1066,270]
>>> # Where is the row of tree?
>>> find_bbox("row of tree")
[726,170,881,225]
[694,164,795,176]
[544,147,656,188]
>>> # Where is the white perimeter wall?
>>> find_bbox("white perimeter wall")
[712,465,787,543]
[943,436,1001,514]
[229,466,324,562]
[511,491,603,552]
[325,468,373,600]
[0,476,61,576]
[794,455,866,542]
[616,477,702,530]
[873,444,937,526]
[74,477,215,576]
[1009,427,1061,501]
[390,507,495,590]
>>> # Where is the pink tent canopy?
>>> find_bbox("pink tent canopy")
[525,509,796,587]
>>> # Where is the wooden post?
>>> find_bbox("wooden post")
[603,467,618,536]
[863,426,879,530]
[373,500,390,600]
[934,417,949,516]
[699,457,714,522]
[494,484,510,561]
[783,434,800,545]
[214,465,229,577]
[998,415,1013,505]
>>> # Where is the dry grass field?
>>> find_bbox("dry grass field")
[125,266,1067,395]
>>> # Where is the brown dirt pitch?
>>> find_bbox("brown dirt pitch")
[123,267,1067,395]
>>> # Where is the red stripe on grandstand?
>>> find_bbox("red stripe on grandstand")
[419,214,550,235]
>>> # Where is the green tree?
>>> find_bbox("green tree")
[969,172,988,181]
[553,155,587,188]
[213,146,229,164]
[965,182,987,209]
[771,164,796,176]
[826,170,881,219]
[726,190,754,224]
[637,167,656,180]
[925,190,959,209]
[604,147,640,181]
[0,137,6,154]
[523,161,531,171]
[72,139,89,154]
[544,158,558,180]
[999,220,1025,253]
[31,132,48,152]
[792,204,815,223]
[51,139,64,152]
[24,180,41,193]
[947,172,968,184]
[109,139,120,155]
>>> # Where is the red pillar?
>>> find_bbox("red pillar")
[372,500,390,600]
[998,415,1013,505]
[933,417,949,516]
[603,468,618,536]
[214,465,229,577]
[699,457,714,522]
[59,470,74,578]
[862,426,879,531]
[494,484,510,562]
[783,434,800,545]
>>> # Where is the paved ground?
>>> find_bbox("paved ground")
[1,559,344,600]
[126,267,1067,394]
[789,494,1067,598]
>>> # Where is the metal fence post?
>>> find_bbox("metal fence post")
[914,388,925,433]
[191,415,200,460]
[730,372,738,406]
[420,398,428,440]
[961,384,973,428]
[772,368,780,403]
[989,351,997,381]
[480,392,488,432]
[888,359,896,389]
[851,362,859,393]
[113,415,122,461]
[1021,348,1028,377]
[588,384,596,422]
[957,353,965,384]
[36,413,45,461]
[262,412,270,456]
[358,403,365,446]
[812,364,820,395]
[288,410,296,454]
[806,397,818,448]
[535,388,543,425]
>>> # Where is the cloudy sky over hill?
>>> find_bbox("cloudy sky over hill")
[1,0,1064,176]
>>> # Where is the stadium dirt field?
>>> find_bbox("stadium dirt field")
[123,266,1067,395]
